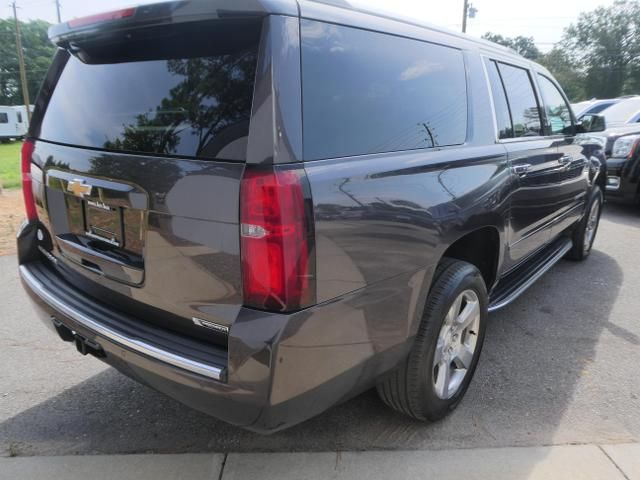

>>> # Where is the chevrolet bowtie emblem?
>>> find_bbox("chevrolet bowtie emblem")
[67,179,93,198]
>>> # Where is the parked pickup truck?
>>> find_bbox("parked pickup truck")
[17,0,606,433]
[586,125,640,204]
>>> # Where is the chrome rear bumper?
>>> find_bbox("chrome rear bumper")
[19,263,226,381]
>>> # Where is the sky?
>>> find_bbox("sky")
[4,0,616,52]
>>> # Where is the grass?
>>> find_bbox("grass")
[0,141,22,190]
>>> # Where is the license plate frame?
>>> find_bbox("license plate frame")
[84,200,123,247]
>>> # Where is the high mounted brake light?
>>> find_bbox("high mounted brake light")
[21,140,37,221]
[67,7,136,28]
[240,166,315,312]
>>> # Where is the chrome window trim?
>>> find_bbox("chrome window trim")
[480,54,500,143]
[498,135,549,144]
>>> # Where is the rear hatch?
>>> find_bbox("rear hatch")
[29,5,266,345]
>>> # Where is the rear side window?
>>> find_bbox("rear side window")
[484,60,513,139]
[497,63,542,138]
[0,113,7,124]
[536,74,573,135]
[36,20,261,161]
[301,21,467,160]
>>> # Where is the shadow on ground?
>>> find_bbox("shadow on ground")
[1,205,639,456]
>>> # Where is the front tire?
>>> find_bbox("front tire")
[566,187,603,261]
[377,258,488,421]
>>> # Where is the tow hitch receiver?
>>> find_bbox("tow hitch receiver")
[52,317,75,342]
[52,317,106,358]
[74,334,105,357]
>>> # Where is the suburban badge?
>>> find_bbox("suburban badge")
[192,318,229,335]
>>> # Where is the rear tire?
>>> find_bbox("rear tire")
[566,187,603,261]
[377,258,488,421]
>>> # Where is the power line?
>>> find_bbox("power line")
[1,0,61,24]
[0,69,50,75]
[18,0,53,5]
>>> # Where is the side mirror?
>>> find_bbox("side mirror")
[577,114,606,133]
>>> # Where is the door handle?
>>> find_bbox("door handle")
[513,164,532,176]
[559,155,572,165]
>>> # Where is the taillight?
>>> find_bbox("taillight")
[67,7,136,28]
[21,139,37,221]
[240,166,315,312]
[630,138,640,160]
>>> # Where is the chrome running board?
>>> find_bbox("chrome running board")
[488,238,573,312]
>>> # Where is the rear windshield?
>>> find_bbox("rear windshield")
[36,20,261,161]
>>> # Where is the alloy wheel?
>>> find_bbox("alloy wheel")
[583,197,601,253]
[432,289,481,400]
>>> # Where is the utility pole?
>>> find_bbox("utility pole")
[462,1,478,34]
[54,0,61,23]
[462,0,469,33]
[11,1,31,122]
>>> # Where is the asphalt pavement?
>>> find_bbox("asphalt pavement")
[1,203,639,457]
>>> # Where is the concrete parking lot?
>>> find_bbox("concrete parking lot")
[0,203,639,458]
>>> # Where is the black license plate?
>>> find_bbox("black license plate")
[84,200,122,246]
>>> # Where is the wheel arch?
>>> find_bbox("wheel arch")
[440,225,503,292]
[592,155,606,191]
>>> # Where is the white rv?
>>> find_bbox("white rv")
[0,106,29,141]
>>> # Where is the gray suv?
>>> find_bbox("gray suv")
[17,0,605,432]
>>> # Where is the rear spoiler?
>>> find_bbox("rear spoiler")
[48,0,299,48]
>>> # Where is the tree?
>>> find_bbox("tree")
[481,32,587,101]
[103,50,257,159]
[0,19,55,105]
[481,31,585,100]
[482,32,542,60]
[561,0,640,98]
[538,48,585,101]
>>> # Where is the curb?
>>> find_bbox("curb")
[0,443,638,480]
